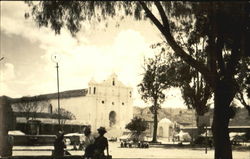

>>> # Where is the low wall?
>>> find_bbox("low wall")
[13,135,56,146]
[1,155,112,159]
[1,155,83,159]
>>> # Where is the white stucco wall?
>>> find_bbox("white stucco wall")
[49,96,95,126]
[157,118,174,139]
[11,73,133,136]
[87,73,133,132]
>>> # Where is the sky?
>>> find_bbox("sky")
[0,1,186,108]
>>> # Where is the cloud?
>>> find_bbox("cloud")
[0,62,19,96]
[1,2,186,108]
[1,63,15,82]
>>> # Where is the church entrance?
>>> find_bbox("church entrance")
[109,111,116,127]
[158,126,163,137]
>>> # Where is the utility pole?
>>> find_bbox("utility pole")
[56,62,60,127]
[51,54,61,129]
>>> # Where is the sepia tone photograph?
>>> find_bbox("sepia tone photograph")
[0,1,250,159]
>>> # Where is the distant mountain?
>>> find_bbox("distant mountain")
[133,107,250,127]
[133,107,196,126]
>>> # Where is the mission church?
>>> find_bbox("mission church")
[11,73,134,136]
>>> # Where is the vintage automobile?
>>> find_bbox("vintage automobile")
[230,132,246,145]
[8,130,25,136]
[119,132,149,148]
[64,132,85,149]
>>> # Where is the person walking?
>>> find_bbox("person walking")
[83,127,95,159]
[53,131,66,157]
[93,127,109,159]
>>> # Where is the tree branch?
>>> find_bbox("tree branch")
[154,1,169,29]
[139,1,213,88]
[139,1,165,32]
[236,91,248,107]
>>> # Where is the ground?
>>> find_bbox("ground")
[12,142,250,159]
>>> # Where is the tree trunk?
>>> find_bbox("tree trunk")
[152,108,158,143]
[212,79,236,159]
[152,99,158,143]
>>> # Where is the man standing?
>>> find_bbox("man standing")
[83,127,95,159]
[53,131,66,157]
[93,127,109,159]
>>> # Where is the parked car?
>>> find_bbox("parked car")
[174,130,192,142]
[119,132,149,148]
[64,133,84,145]
[230,132,246,145]
[8,130,25,136]
[119,132,132,142]
[108,137,117,142]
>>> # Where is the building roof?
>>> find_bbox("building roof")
[10,89,88,103]
[41,89,88,99]
[16,117,88,125]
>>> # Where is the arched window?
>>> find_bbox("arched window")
[112,78,115,86]
[93,87,96,94]
[109,111,116,127]
[89,87,91,94]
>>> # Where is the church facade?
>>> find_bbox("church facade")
[11,73,134,136]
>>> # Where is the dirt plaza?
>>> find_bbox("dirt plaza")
[13,142,250,159]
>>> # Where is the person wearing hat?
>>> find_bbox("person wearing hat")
[83,127,95,159]
[53,131,66,157]
[93,127,109,159]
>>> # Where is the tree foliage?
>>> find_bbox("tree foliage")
[14,96,47,121]
[153,43,212,116]
[235,58,250,115]
[138,48,170,106]
[138,48,171,142]
[54,108,76,125]
[125,116,148,140]
[25,1,250,159]
[25,1,145,36]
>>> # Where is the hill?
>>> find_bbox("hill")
[133,107,250,127]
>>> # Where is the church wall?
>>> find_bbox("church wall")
[10,74,134,136]
[88,74,133,132]
[49,95,96,126]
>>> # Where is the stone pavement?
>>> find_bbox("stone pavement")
[12,142,250,159]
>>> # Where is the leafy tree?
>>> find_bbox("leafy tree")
[54,108,76,125]
[138,49,170,142]
[154,43,212,110]
[159,42,212,135]
[25,2,250,159]
[14,96,46,121]
[235,58,250,115]
[247,73,250,99]
[125,117,148,142]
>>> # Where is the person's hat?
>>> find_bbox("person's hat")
[84,127,91,133]
[97,127,107,134]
